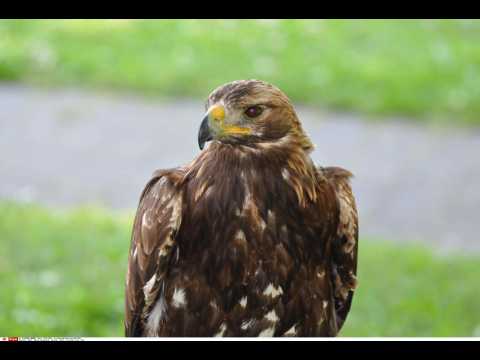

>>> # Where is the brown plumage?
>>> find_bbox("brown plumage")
[125,80,358,337]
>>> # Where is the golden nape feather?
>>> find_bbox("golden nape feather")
[125,80,358,337]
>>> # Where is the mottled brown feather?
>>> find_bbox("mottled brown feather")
[125,169,184,336]
[321,166,359,331]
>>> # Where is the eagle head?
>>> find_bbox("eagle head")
[198,79,313,151]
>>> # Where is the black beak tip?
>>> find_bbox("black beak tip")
[198,115,212,151]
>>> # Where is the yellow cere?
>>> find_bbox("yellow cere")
[209,105,225,122]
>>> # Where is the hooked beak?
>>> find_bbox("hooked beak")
[198,115,213,150]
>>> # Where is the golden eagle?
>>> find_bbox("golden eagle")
[125,80,358,337]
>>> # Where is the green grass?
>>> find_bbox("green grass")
[1,19,480,124]
[0,201,479,337]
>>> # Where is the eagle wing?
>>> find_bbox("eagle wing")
[124,169,183,336]
[321,166,359,333]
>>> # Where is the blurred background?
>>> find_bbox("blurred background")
[0,19,479,337]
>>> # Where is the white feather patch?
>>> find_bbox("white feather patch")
[241,319,256,330]
[143,274,157,299]
[172,287,186,308]
[239,296,248,308]
[145,293,167,336]
[215,323,227,337]
[264,310,279,323]
[263,283,283,298]
[284,324,297,336]
[235,229,246,242]
[258,327,275,337]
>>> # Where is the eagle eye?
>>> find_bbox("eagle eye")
[244,105,263,118]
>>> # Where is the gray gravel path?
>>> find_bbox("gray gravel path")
[1,85,479,252]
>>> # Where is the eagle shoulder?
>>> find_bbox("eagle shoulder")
[125,168,184,336]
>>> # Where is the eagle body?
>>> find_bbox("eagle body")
[125,80,358,337]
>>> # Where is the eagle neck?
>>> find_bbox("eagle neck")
[184,138,320,208]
